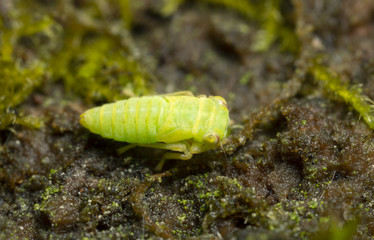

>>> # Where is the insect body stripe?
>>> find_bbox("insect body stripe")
[192,98,217,141]
[207,100,216,129]
[147,97,165,142]
[123,100,129,140]
[155,97,169,142]
[100,103,114,139]
[113,100,126,141]
[157,99,165,132]
[136,97,151,142]
[137,97,153,142]
[135,98,140,142]
[99,105,103,135]
[124,98,138,142]
[144,99,151,141]
[111,102,116,138]
[192,98,203,138]
[155,100,160,129]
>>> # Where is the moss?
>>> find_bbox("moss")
[0,0,152,131]
[50,0,152,102]
[311,219,357,240]
[51,36,153,103]
[117,0,133,29]
[0,11,50,129]
[2,0,374,239]
[161,0,299,53]
[160,0,185,16]
[310,59,374,130]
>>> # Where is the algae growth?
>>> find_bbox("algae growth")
[1,0,374,239]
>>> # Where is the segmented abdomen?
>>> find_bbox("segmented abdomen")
[97,96,169,143]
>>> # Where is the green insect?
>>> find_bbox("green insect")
[80,91,230,169]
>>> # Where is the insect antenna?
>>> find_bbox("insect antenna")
[220,141,228,162]
[3,130,13,147]
[1,108,17,153]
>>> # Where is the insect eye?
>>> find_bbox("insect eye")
[214,96,228,108]
[203,133,220,145]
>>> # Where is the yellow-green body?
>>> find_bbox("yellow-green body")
[80,92,229,168]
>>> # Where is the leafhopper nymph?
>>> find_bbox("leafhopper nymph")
[80,92,230,169]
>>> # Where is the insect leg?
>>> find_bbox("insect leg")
[161,151,192,160]
[133,142,189,151]
[117,144,138,154]
[128,141,191,171]
[156,151,193,171]
[118,142,191,155]
[190,141,217,154]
